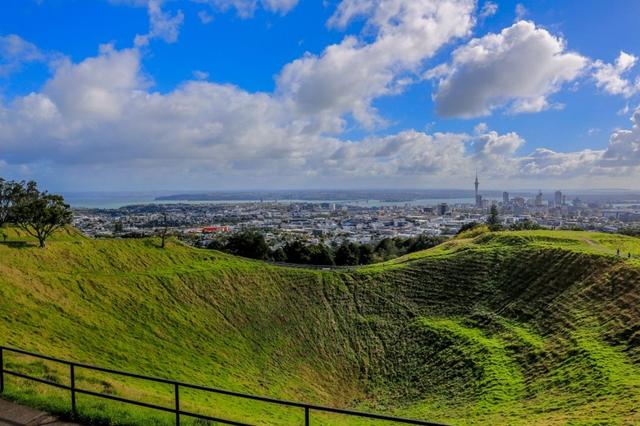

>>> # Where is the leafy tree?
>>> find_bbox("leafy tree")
[206,238,227,251]
[283,240,313,264]
[224,230,270,260]
[309,244,335,265]
[374,238,399,260]
[457,222,479,235]
[12,182,72,248]
[407,234,447,252]
[271,247,287,262]
[487,205,502,231]
[335,242,359,266]
[358,244,375,265]
[510,219,543,231]
[0,178,23,227]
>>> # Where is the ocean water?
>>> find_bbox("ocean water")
[63,191,491,209]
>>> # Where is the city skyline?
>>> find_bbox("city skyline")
[1,1,640,191]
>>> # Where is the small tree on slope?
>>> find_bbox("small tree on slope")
[12,182,72,248]
[487,204,502,231]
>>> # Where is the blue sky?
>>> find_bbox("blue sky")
[1,0,639,191]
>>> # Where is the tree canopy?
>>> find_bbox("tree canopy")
[0,178,72,248]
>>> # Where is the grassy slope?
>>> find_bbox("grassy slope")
[0,227,639,425]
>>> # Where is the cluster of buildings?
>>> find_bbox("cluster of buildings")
[73,177,640,248]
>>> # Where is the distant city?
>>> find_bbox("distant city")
[72,178,640,250]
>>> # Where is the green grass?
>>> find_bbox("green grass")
[1,227,639,424]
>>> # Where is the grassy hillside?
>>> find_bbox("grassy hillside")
[0,227,639,425]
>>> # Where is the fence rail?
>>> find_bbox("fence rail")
[0,346,444,426]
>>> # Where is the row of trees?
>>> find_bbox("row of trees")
[456,206,544,236]
[206,230,448,266]
[0,178,72,248]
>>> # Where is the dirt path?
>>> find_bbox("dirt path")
[0,399,81,426]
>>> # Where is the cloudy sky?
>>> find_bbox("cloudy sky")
[1,0,639,191]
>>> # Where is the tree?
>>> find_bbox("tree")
[510,219,543,231]
[335,242,359,266]
[374,238,399,260]
[159,212,169,248]
[271,247,287,262]
[283,240,313,264]
[0,178,23,227]
[309,244,335,266]
[357,244,374,265]
[487,205,502,231]
[225,230,270,260]
[12,183,72,248]
[407,234,447,252]
[457,222,479,235]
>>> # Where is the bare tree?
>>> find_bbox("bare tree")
[159,212,169,249]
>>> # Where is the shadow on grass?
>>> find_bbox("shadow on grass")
[0,241,34,249]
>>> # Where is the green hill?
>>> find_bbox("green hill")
[1,228,639,425]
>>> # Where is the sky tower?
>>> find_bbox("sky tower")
[474,170,480,207]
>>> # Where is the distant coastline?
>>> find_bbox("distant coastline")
[63,189,640,209]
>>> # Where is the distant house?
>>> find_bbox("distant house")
[202,226,231,233]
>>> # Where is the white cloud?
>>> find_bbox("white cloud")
[0,44,480,188]
[134,0,184,47]
[479,1,497,19]
[517,107,640,178]
[277,0,476,128]
[193,70,210,80]
[428,21,588,117]
[43,45,145,122]
[2,4,640,190]
[0,34,46,77]
[199,0,299,18]
[198,10,214,24]
[518,148,604,177]
[592,51,640,98]
[601,108,640,167]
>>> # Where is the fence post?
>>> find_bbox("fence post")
[0,347,4,394]
[304,406,309,426]
[174,383,180,426]
[70,364,77,417]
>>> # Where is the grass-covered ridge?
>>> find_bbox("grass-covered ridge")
[1,228,639,425]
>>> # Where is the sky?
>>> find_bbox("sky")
[1,0,639,192]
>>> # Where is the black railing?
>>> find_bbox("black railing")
[0,346,444,426]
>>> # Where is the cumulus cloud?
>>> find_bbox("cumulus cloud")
[517,107,640,178]
[601,108,640,167]
[2,2,640,189]
[518,148,604,177]
[277,0,476,129]
[592,51,640,98]
[428,21,588,117]
[0,34,47,77]
[0,43,485,187]
[327,130,469,176]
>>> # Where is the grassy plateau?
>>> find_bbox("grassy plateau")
[0,227,639,425]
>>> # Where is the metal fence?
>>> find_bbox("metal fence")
[0,346,444,426]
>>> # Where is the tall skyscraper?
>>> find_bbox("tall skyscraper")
[555,190,563,207]
[535,190,544,207]
[503,191,510,205]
